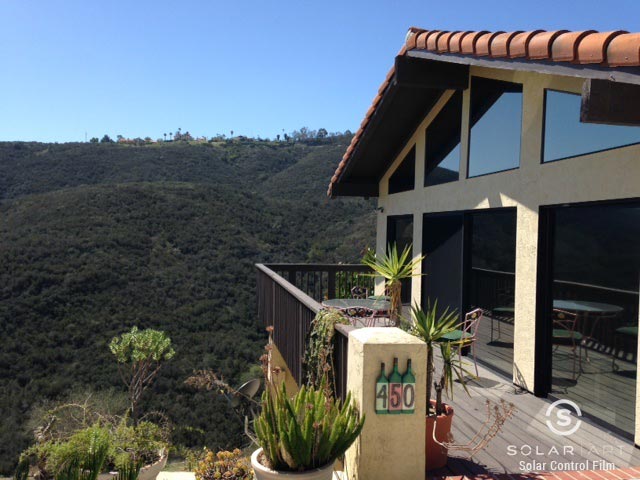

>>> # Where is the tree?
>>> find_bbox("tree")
[89,137,99,143]
[317,128,328,139]
[109,327,175,423]
[100,135,113,143]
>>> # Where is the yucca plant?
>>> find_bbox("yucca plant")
[254,382,365,471]
[408,300,471,415]
[362,243,425,326]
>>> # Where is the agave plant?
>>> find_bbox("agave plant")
[362,243,425,326]
[408,300,472,415]
[254,382,365,471]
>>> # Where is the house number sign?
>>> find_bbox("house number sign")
[375,357,415,414]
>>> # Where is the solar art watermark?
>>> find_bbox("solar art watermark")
[505,399,624,473]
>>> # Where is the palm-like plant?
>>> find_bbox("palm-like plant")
[409,300,470,415]
[362,243,424,326]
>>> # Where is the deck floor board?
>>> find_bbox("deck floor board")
[428,353,640,477]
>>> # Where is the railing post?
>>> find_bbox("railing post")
[328,270,336,299]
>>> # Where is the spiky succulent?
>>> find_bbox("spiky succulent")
[254,382,364,472]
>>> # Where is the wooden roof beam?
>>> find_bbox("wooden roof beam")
[394,56,469,90]
[581,78,640,126]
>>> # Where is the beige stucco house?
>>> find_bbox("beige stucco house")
[329,28,640,443]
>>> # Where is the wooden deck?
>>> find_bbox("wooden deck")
[428,353,640,478]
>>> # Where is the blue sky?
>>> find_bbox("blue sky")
[1,0,639,142]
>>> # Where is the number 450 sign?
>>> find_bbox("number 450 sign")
[375,358,415,415]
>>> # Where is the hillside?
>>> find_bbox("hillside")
[0,138,375,473]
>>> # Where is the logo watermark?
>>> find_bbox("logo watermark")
[506,399,624,473]
[545,399,582,436]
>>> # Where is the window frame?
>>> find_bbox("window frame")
[466,76,524,179]
[388,145,416,195]
[424,90,463,188]
[541,88,640,165]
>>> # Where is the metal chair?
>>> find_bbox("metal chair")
[350,286,369,299]
[337,306,380,328]
[438,308,483,377]
[490,287,515,342]
[551,309,583,380]
[612,324,637,372]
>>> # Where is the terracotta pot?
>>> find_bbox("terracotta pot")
[425,401,454,471]
[251,448,335,480]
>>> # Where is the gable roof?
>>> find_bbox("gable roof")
[328,27,640,197]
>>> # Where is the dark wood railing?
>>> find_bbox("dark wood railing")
[256,263,370,396]
[265,263,374,302]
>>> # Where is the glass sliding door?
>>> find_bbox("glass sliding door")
[467,210,517,376]
[422,213,465,315]
[545,201,640,436]
[387,215,413,304]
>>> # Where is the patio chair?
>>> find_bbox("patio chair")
[551,309,583,380]
[337,306,381,328]
[490,287,515,341]
[612,324,638,372]
[438,308,483,377]
[350,285,369,299]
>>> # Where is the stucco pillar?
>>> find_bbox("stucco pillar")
[374,210,386,296]
[512,206,539,392]
[344,328,427,480]
[411,213,423,308]
[511,79,545,393]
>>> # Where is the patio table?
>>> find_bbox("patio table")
[553,300,623,314]
[321,298,391,313]
[553,300,624,362]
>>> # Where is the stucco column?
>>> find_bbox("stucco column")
[512,205,539,392]
[411,213,423,308]
[344,328,427,480]
[511,79,545,392]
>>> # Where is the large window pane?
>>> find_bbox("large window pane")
[425,91,462,187]
[468,77,522,177]
[543,90,640,162]
[548,202,640,436]
[387,216,413,304]
[388,146,415,194]
[422,213,464,315]
[467,210,517,375]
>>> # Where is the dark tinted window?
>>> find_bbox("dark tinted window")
[425,91,462,187]
[547,202,640,436]
[468,77,522,177]
[468,210,517,376]
[543,90,640,162]
[388,146,415,194]
[387,216,413,304]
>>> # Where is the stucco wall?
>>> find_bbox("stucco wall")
[375,66,640,418]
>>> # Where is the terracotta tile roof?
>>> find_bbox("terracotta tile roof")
[328,27,640,196]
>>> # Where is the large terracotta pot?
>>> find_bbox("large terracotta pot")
[425,401,454,471]
[251,448,335,480]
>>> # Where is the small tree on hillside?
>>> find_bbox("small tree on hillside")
[109,327,175,423]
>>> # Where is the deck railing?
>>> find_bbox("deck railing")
[256,263,370,397]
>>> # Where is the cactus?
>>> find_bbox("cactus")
[254,382,365,472]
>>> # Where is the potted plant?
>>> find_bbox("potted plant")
[407,301,471,470]
[251,330,365,480]
[362,243,425,326]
